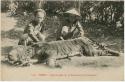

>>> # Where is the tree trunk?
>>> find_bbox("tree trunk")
[34,0,46,9]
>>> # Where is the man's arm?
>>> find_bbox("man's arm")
[27,24,39,42]
[76,21,84,37]
[56,26,66,40]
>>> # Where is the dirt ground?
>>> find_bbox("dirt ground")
[1,13,124,81]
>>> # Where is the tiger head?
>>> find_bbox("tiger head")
[8,45,34,66]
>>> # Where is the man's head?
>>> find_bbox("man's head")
[63,8,81,23]
[34,9,46,23]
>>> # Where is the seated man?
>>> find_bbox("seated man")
[57,8,84,40]
[18,9,46,46]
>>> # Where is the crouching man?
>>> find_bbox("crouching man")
[18,9,46,46]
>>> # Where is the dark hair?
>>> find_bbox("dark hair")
[34,9,46,17]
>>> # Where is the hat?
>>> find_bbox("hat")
[64,8,81,17]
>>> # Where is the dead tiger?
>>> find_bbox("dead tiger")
[7,37,120,67]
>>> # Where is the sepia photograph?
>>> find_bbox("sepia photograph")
[0,0,124,81]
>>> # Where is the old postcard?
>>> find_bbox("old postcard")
[0,0,124,81]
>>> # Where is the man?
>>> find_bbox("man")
[57,8,84,40]
[18,9,46,46]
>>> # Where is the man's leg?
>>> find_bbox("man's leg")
[37,32,46,42]
[18,34,32,46]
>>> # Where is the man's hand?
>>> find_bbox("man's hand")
[60,36,64,40]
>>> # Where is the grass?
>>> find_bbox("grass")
[57,56,124,68]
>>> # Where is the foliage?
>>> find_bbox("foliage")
[1,0,124,37]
